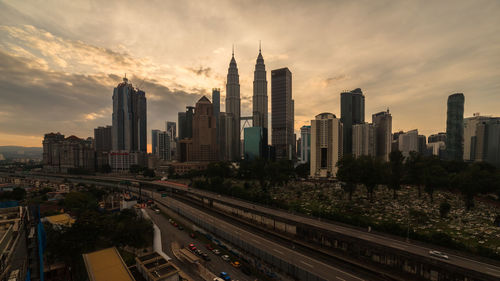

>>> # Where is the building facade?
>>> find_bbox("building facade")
[341,88,365,155]
[151,129,160,155]
[226,51,241,161]
[43,133,95,173]
[372,110,392,161]
[445,93,465,161]
[271,67,294,160]
[94,126,112,170]
[310,113,343,178]
[157,131,171,161]
[428,132,446,144]
[352,123,376,158]
[192,96,218,162]
[300,125,311,163]
[244,127,265,160]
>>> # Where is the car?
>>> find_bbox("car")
[213,278,224,281]
[429,250,449,260]
[231,261,241,268]
[190,246,197,251]
[221,254,230,261]
[195,249,203,255]
[212,249,221,255]
[178,226,184,230]
[206,244,214,250]
[154,209,160,214]
[173,222,178,227]
[202,253,211,261]
[219,272,231,281]
[190,233,196,238]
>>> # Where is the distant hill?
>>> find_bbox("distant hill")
[0,146,43,159]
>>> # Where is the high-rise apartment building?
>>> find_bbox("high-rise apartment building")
[111,77,147,153]
[398,129,419,157]
[428,132,446,144]
[352,123,376,158]
[43,133,95,173]
[157,131,171,161]
[446,93,465,161]
[253,45,268,129]
[463,115,500,166]
[341,88,365,155]
[372,110,392,161]
[271,67,294,160]
[463,114,491,161]
[94,125,112,170]
[192,96,218,162]
[226,50,241,161]
[310,113,343,178]
[300,125,311,163]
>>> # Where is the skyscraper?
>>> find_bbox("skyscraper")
[340,88,365,155]
[192,96,218,162]
[446,93,465,161]
[151,129,160,155]
[271,67,294,160]
[398,129,419,157]
[372,110,392,161]
[225,49,241,161]
[253,44,268,129]
[166,122,176,140]
[300,125,311,163]
[178,106,194,140]
[111,77,147,153]
[218,112,234,161]
[310,113,343,178]
[94,126,112,152]
[244,127,265,160]
[212,88,220,129]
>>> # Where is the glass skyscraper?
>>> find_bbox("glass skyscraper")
[445,93,465,161]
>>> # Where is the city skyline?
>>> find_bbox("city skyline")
[1,0,500,148]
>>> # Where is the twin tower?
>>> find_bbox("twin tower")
[223,44,268,161]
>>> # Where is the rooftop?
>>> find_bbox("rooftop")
[83,247,135,281]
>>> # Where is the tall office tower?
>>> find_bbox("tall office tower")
[192,96,218,162]
[212,89,220,129]
[253,44,268,129]
[296,138,302,160]
[157,131,171,161]
[94,126,112,152]
[218,112,234,161]
[271,67,294,160]
[340,88,365,155]
[151,129,160,155]
[352,123,376,158]
[226,49,241,161]
[178,106,195,140]
[310,113,343,178]
[418,135,427,154]
[372,110,392,161]
[111,77,147,153]
[483,118,500,167]
[166,121,177,159]
[300,125,311,163]
[398,129,419,157]
[428,132,447,144]
[166,121,176,140]
[463,116,500,166]
[446,93,465,161]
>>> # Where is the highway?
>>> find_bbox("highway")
[153,180,500,278]
[154,193,369,281]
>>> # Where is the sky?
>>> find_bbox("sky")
[0,0,499,149]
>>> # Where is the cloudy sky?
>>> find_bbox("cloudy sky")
[0,0,499,149]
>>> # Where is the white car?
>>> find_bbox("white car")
[429,250,449,260]
[221,254,230,261]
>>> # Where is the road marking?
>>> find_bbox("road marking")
[273,249,284,254]
[336,277,346,281]
[300,260,314,268]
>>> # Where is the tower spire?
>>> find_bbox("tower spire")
[259,40,261,53]
[232,44,234,57]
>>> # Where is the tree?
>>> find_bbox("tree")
[358,156,382,201]
[405,151,425,198]
[295,162,310,179]
[422,157,447,203]
[388,151,405,199]
[63,192,97,216]
[336,154,359,201]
